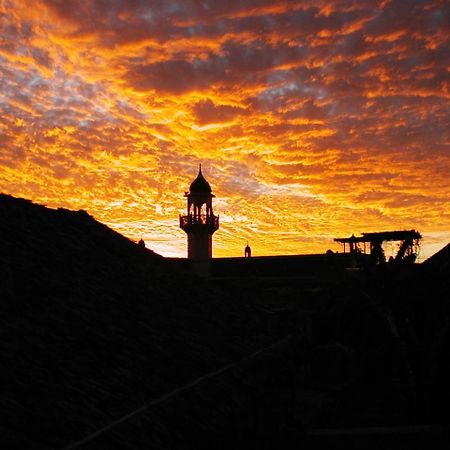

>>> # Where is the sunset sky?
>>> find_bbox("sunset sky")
[0,0,449,259]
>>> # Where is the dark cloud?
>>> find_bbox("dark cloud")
[124,39,293,93]
[31,47,52,68]
[125,59,212,93]
[364,0,446,37]
[193,99,248,124]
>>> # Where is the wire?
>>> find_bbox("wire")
[64,334,293,449]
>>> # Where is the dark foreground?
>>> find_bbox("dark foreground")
[1,194,449,449]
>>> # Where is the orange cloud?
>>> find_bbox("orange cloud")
[0,0,448,260]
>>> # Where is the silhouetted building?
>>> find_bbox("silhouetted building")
[180,165,219,261]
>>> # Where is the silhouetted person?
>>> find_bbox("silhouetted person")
[138,237,145,248]
[245,243,251,258]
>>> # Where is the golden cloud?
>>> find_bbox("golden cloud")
[0,0,449,260]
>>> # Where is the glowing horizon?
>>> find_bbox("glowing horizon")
[1,0,449,260]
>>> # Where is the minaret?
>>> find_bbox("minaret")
[180,165,219,261]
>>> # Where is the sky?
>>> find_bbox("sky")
[0,0,449,259]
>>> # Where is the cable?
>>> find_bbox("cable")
[64,334,293,449]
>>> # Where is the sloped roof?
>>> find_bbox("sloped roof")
[0,193,291,448]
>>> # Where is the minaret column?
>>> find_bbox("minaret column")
[179,166,219,274]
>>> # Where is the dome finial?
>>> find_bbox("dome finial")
[189,164,212,194]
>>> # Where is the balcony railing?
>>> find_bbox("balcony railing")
[180,214,219,229]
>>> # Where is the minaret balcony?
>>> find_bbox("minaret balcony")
[180,214,219,231]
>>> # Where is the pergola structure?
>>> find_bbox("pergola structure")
[334,230,422,265]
